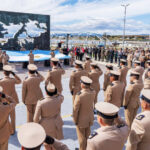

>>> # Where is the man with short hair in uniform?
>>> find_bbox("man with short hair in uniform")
[126,89,150,150]
[0,65,21,135]
[123,71,143,127]
[34,82,64,142]
[45,58,65,94]
[83,56,92,72]
[133,60,144,83]
[0,86,16,150]
[22,64,44,122]
[18,122,70,150]
[69,60,88,105]
[104,70,124,108]
[86,102,129,150]
[73,76,96,150]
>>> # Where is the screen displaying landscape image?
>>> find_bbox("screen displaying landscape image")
[0,11,50,50]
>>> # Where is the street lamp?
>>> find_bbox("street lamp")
[121,4,130,50]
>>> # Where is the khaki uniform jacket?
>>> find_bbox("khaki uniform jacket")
[0,96,16,144]
[88,69,103,92]
[28,53,34,64]
[119,66,129,86]
[123,80,143,109]
[127,54,133,61]
[0,53,3,63]
[69,68,88,95]
[133,66,144,82]
[104,81,125,107]
[103,70,111,91]
[45,67,65,93]
[126,111,150,150]
[87,124,129,150]
[143,67,150,81]
[22,73,44,105]
[2,54,9,65]
[53,139,70,150]
[73,89,96,128]
[83,60,91,72]
[0,75,21,103]
[34,94,64,139]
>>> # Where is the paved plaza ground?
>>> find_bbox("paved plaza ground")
[6,61,140,150]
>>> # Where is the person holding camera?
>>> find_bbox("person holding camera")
[22,64,44,122]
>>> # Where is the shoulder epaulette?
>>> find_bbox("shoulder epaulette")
[117,124,125,128]
[40,98,44,101]
[88,132,98,139]
[136,115,145,120]
[77,91,81,95]
[25,76,28,80]
[90,88,94,91]
[130,81,134,84]
[111,83,114,86]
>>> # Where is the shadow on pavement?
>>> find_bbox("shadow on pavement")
[9,133,20,148]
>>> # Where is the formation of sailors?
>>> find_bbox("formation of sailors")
[0,50,150,150]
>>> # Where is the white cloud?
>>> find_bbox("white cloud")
[0,0,150,34]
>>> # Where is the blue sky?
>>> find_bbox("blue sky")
[0,0,150,35]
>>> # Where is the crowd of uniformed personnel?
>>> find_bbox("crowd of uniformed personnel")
[0,47,150,150]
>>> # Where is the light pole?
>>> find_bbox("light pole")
[121,4,130,50]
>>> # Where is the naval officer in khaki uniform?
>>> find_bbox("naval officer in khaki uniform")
[0,65,21,134]
[127,51,133,68]
[83,56,92,72]
[126,89,150,150]
[45,58,65,94]
[50,50,55,58]
[88,63,103,104]
[2,51,9,66]
[103,64,113,92]
[143,60,150,80]
[119,59,129,87]
[34,82,64,141]
[104,70,125,107]
[18,123,70,150]
[123,71,143,127]
[69,60,88,104]
[133,60,144,83]
[28,50,34,64]
[86,102,129,150]
[0,86,16,150]
[73,76,96,150]
[22,64,44,122]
